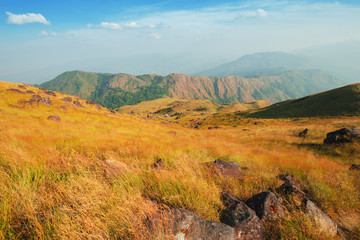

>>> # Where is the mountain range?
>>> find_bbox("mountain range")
[39,67,344,109]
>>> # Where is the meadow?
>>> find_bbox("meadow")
[0,81,359,239]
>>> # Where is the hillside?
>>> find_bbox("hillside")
[250,83,360,118]
[118,97,270,126]
[0,80,360,239]
[40,69,343,109]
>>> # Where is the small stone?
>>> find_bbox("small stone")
[47,115,61,121]
[349,164,360,170]
[61,97,72,102]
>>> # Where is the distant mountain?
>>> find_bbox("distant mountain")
[196,52,315,77]
[39,69,344,109]
[249,83,360,118]
[294,40,360,83]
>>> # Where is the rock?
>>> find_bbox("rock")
[349,164,360,170]
[109,110,116,114]
[246,191,285,221]
[221,193,265,240]
[168,131,178,136]
[298,128,308,137]
[61,97,72,102]
[302,199,338,236]
[276,182,306,199]
[73,100,84,108]
[47,115,61,121]
[26,90,35,94]
[38,97,52,106]
[277,174,300,187]
[17,85,26,90]
[44,91,56,97]
[153,159,165,169]
[7,88,24,94]
[60,106,67,110]
[86,100,96,105]
[205,159,242,179]
[324,127,360,144]
[150,207,236,240]
[208,126,222,129]
[32,95,42,100]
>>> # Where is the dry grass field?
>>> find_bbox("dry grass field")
[0,81,359,239]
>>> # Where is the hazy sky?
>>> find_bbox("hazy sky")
[1,0,360,83]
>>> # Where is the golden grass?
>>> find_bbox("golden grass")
[0,81,359,239]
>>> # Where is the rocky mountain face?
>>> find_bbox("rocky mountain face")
[40,69,343,109]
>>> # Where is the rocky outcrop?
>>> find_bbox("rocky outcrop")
[302,199,338,236]
[324,127,360,144]
[44,91,56,97]
[7,88,24,94]
[221,193,265,240]
[150,207,236,240]
[73,100,84,108]
[246,191,285,221]
[205,159,242,179]
[62,97,72,102]
[38,97,52,106]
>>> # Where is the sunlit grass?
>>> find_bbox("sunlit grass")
[0,81,359,239]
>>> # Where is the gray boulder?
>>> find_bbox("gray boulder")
[324,127,360,144]
[150,207,236,240]
[246,191,285,221]
[205,159,242,179]
[221,192,265,240]
[302,199,338,236]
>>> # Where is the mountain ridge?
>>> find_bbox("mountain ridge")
[40,69,343,109]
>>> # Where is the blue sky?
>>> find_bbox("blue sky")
[1,0,360,83]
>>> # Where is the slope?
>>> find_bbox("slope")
[250,83,360,118]
[0,81,359,239]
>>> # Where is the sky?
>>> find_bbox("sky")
[1,0,360,83]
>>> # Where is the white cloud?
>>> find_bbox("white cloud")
[40,30,59,36]
[124,22,141,29]
[150,33,162,40]
[99,22,122,30]
[257,9,268,17]
[6,11,50,25]
[238,8,268,18]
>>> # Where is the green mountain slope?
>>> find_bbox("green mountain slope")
[40,69,343,109]
[250,83,360,118]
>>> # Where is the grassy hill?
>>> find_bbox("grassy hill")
[40,69,343,109]
[250,83,360,118]
[0,80,359,238]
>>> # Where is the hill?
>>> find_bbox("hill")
[118,97,270,126]
[40,69,343,109]
[0,80,359,239]
[250,83,360,118]
[196,52,315,77]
